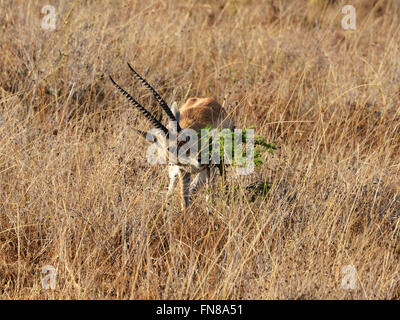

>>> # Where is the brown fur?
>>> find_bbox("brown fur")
[178,98,234,131]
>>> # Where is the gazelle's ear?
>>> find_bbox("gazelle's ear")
[171,101,180,123]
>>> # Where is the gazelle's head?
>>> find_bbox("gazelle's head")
[109,63,203,170]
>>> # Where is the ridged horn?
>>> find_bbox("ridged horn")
[109,75,169,136]
[127,63,182,132]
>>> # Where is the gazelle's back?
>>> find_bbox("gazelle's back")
[179,98,234,131]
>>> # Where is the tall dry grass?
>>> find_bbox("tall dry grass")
[0,0,399,299]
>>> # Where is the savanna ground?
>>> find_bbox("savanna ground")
[0,0,399,299]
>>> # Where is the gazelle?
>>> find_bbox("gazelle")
[110,63,234,209]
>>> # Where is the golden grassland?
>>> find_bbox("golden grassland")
[0,0,399,299]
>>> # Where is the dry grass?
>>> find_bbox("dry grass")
[0,0,399,299]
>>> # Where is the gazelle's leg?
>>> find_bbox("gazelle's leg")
[190,167,216,204]
[167,165,180,201]
[179,171,191,209]
[189,168,210,193]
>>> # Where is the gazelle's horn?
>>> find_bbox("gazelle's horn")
[127,63,182,132]
[109,75,169,136]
